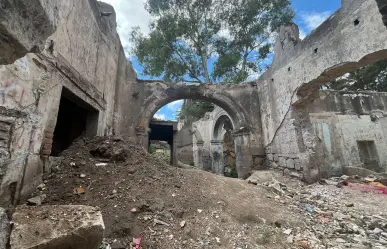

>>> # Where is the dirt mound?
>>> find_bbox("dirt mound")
[38,137,302,248]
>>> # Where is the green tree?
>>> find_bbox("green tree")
[327,59,387,92]
[178,100,214,123]
[130,0,294,84]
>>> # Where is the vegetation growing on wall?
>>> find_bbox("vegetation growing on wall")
[130,0,294,84]
[327,58,387,92]
[178,100,214,123]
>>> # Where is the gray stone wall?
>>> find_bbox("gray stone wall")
[0,0,135,205]
[258,0,387,182]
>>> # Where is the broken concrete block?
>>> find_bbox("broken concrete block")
[0,208,10,249]
[10,205,104,249]
[286,158,295,169]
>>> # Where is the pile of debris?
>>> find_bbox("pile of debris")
[8,136,387,249]
[25,137,304,248]
[248,171,387,249]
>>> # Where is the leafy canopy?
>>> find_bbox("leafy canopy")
[130,0,294,84]
[327,59,387,92]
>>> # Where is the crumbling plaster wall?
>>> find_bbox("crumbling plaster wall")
[0,0,137,205]
[258,0,387,182]
[308,91,387,175]
[176,124,195,166]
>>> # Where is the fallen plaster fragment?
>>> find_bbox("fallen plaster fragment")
[10,205,104,249]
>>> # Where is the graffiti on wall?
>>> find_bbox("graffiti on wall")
[0,81,25,105]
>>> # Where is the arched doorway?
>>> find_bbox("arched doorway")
[137,83,253,178]
[212,112,236,176]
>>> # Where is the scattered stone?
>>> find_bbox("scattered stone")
[74,186,86,195]
[37,183,46,191]
[197,209,203,213]
[283,229,292,235]
[336,238,346,243]
[80,173,86,178]
[180,221,186,228]
[153,219,170,226]
[10,205,104,249]
[346,203,354,207]
[287,235,294,243]
[374,228,383,234]
[112,189,117,194]
[70,162,76,167]
[296,241,311,249]
[131,208,137,213]
[96,163,108,167]
[266,178,287,195]
[215,237,221,243]
[27,195,46,206]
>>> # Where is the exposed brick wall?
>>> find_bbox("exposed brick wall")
[40,127,55,157]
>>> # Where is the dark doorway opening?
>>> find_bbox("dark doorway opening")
[148,120,178,165]
[51,88,99,156]
[357,140,381,172]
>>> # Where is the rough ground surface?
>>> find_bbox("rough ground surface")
[10,205,104,249]
[31,137,387,249]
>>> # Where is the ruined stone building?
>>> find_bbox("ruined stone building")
[1,0,387,206]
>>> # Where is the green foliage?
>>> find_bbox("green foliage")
[327,58,387,92]
[130,0,294,84]
[149,144,156,154]
[178,100,214,123]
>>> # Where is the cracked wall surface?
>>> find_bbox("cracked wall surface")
[258,0,387,182]
[0,0,137,205]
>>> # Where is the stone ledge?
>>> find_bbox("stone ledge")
[10,205,104,249]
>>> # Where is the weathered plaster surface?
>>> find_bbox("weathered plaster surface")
[258,0,387,182]
[0,0,136,205]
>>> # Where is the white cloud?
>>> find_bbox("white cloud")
[100,0,151,53]
[299,29,307,40]
[301,11,331,31]
[167,100,184,112]
[154,113,166,120]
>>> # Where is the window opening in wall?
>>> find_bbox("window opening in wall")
[51,88,99,156]
[357,140,380,172]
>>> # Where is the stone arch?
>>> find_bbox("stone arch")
[137,83,253,178]
[191,128,204,144]
[211,109,235,175]
[137,83,249,134]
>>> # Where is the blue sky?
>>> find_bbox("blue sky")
[102,0,341,121]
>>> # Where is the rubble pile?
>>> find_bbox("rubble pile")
[20,136,387,249]
[33,137,303,248]
[251,172,387,249]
